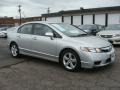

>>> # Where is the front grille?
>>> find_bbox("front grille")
[101,46,112,52]
[101,35,113,38]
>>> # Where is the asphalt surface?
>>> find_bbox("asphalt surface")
[0,38,120,90]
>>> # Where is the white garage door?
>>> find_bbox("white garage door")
[64,16,71,24]
[46,17,62,23]
[83,15,93,24]
[42,17,46,21]
[95,14,105,25]
[73,16,81,25]
[108,13,120,25]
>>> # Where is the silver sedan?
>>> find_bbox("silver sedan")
[7,21,115,71]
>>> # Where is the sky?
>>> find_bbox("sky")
[0,0,120,18]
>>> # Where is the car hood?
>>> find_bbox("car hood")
[69,36,110,48]
[97,30,120,35]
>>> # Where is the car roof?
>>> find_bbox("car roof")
[22,21,57,25]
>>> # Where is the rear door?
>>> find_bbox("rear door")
[17,24,34,52]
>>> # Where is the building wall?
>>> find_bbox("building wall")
[72,13,120,26]
[46,17,62,23]
[43,11,120,26]
[64,16,71,24]
[0,17,14,25]
[108,13,120,25]
[73,15,81,25]
[83,15,93,24]
[42,17,46,21]
[95,14,106,25]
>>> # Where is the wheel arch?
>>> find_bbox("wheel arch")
[9,41,18,49]
[59,47,80,63]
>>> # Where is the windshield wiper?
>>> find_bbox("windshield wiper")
[80,34,88,36]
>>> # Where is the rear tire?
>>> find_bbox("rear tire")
[60,49,81,72]
[10,43,20,58]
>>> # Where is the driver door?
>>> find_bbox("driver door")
[31,23,57,60]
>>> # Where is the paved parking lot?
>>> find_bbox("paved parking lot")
[0,38,120,90]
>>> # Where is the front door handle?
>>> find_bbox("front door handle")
[17,35,21,38]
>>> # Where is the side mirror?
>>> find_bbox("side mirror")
[45,32,54,37]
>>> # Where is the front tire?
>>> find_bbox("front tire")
[60,49,81,71]
[10,43,20,57]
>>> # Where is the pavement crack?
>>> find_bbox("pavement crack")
[0,60,26,70]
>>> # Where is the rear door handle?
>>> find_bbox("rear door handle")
[32,37,37,40]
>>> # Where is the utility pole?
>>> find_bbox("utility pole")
[47,7,50,14]
[18,5,22,25]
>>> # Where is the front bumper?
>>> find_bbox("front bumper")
[79,48,115,68]
[98,35,120,44]
[108,37,120,44]
[0,33,6,38]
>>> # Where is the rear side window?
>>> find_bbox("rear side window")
[18,24,33,34]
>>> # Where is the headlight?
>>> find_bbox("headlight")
[80,47,102,53]
[113,34,120,37]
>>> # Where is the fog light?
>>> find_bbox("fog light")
[106,58,111,63]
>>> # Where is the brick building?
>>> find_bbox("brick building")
[0,16,42,27]
[0,17,15,27]
[14,16,42,25]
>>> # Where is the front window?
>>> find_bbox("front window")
[33,24,53,36]
[52,23,87,37]
[105,24,120,30]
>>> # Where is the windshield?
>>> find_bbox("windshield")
[105,24,120,30]
[79,25,97,30]
[52,23,87,37]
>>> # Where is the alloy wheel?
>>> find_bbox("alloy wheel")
[11,44,18,57]
[63,52,77,70]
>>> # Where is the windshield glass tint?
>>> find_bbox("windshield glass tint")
[52,23,87,37]
[80,25,97,30]
[105,24,120,30]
